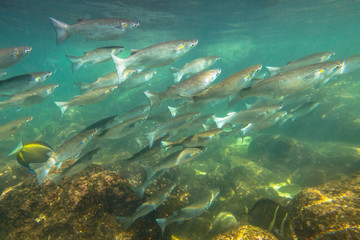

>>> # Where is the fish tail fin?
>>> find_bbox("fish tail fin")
[145,131,156,148]
[48,17,70,44]
[160,140,174,151]
[8,138,23,156]
[111,53,126,84]
[47,173,62,186]
[66,54,83,72]
[278,114,292,126]
[213,116,225,128]
[28,162,51,185]
[75,81,92,92]
[265,66,280,76]
[130,185,145,199]
[167,106,178,117]
[144,91,161,107]
[142,165,155,181]
[116,216,134,229]
[170,67,182,83]
[54,101,69,117]
[156,218,167,235]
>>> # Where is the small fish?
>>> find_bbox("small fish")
[266,51,335,76]
[47,147,102,185]
[205,212,238,238]
[124,134,169,164]
[66,46,124,71]
[119,70,157,90]
[192,65,262,102]
[171,56,220,83]
[111,39,198,80]
[81,115,123,137]
[146,112,200,148]
[213,105,282,129]
[29,129,98,185]
[0,71,52,97]
[248,198,295,239]
[167,101,208,117]
[54,84,118,116]
[172,113,215,136]
[235,60,344,100]
[100,114,148,140]
[75,69,136,93]
[117,104,151,122]
[0,116,33,141]
[0,72,7,78]
[117,184,176,229]
[143,147,207,181]
[145,69,221,107]
[156,188,219,235]
[240,111,288,139]
[131,169,168,200]
[161,128,223,150]
[0,46,32,69]
[0,83,59,110]
[280,101,319,125]
[342,53,360,74]
[48,17,139,44]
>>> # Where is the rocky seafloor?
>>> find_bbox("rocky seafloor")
[0,133,360,239]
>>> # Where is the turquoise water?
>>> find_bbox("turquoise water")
[1,0,360,239]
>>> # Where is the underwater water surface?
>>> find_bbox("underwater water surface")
[1,0,360,239]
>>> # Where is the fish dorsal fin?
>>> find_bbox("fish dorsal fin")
[287,60,294,65]
[77,19,87,23]
[130,49,140,55]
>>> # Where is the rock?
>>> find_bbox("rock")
[212,225,278,240]
[248,135,308,169]
[288,172,360,239]
[0,165,165,240]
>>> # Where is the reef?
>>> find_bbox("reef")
[0,165,173,240]
[288,171,360,239]
[211,224,278,240]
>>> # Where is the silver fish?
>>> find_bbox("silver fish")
[342,53,360,74]
[0,71,52,97]
[240,111,288,138]
[0,116,33,141]
[47,147,102,185]
[171,56,220,83]
[118,104,151,122]
[0,83,59,110]
[143,146,207,181]
[117,184,176,229]
[54,84,118,116]
[280,101,320,125]
[75,69,136,93]
[161,128,223,150]
[0,47,32,69]
[29,129,98,185]
[119,70,157,90]
[236,60,344,100]
[213,105,283,129]
[145,69,221,107]
[48,17,139,44]
[66,46,124,71]
[146,112,200,148]
[156,188,219,235]
[101,114,148,140]
[111,39,198,79]
[192,65,262,102]
[266,51,335,76]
